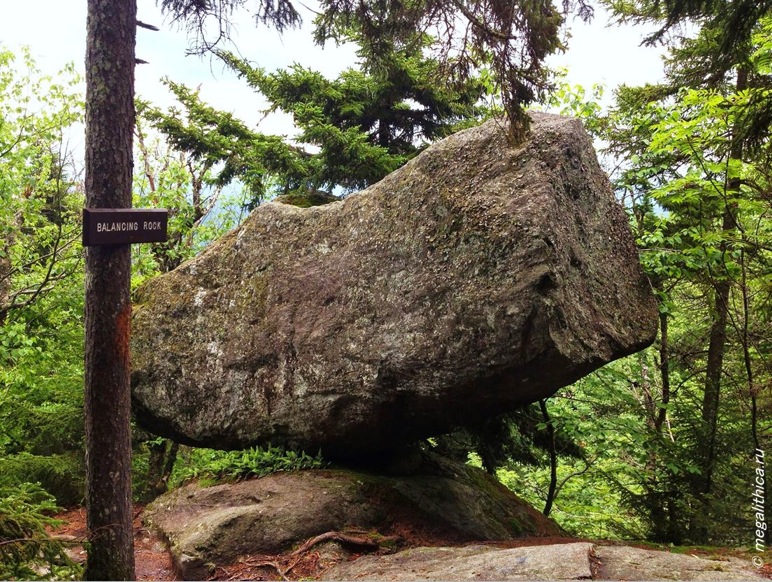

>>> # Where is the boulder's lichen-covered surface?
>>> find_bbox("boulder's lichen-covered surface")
[131,112,657,455]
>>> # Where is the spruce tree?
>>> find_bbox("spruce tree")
[83,0,137,577]
[145,30,484,205]
[158,0,592,139]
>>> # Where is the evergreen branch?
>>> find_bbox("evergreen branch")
[447,0,518,42]
[137,20,160,31]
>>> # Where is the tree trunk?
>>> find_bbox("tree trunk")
[147,439,180,497]
[697,259,730,487]
[655,310,670,432]
[146,439,167,495]
[83,0,137,578]
[539,399,558,517]
[0,251,9,325]
[692,67,747,544]
[692,167,734,545]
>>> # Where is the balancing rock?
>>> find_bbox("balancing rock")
[131,112,658,457]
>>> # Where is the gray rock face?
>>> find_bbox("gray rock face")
[131,112,657,455]
[321,543,597,581]
[592,546,763,581]
[321,543,764,581]
[144,456,562,579]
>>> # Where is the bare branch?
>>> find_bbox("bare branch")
[137,20,160,31]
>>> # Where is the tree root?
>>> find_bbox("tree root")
[232,558,290,581]
[291,530,401,556]
[226,531,402,580]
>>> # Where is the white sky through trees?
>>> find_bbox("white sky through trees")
[1,0,664,144]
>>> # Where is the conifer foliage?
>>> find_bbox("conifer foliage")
[145,31,484,205]
[158,0,593,138]
[0,484,79,580]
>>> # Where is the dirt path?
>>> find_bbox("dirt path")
[50,506,178,581]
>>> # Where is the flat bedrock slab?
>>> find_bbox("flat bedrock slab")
[131,112,658,455]
[593,545,763,580]
[321,543,764,580]
[322,542,596,581]
[144,456,561,580]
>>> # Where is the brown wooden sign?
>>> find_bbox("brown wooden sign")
[83,208,168,246]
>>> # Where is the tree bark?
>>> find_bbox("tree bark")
[539,399,558,517]
[147,439,179,497]
[84,0,137,578]
[655,310,670,433]
[0,251,9,325]
[698,258,730,490]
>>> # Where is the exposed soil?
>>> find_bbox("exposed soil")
[49,506,178,581]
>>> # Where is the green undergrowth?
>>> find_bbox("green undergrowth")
[0,453,85,508]
[170,445,326,486]
[0,483,82,581]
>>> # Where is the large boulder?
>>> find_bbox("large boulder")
[131,112,658,456]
